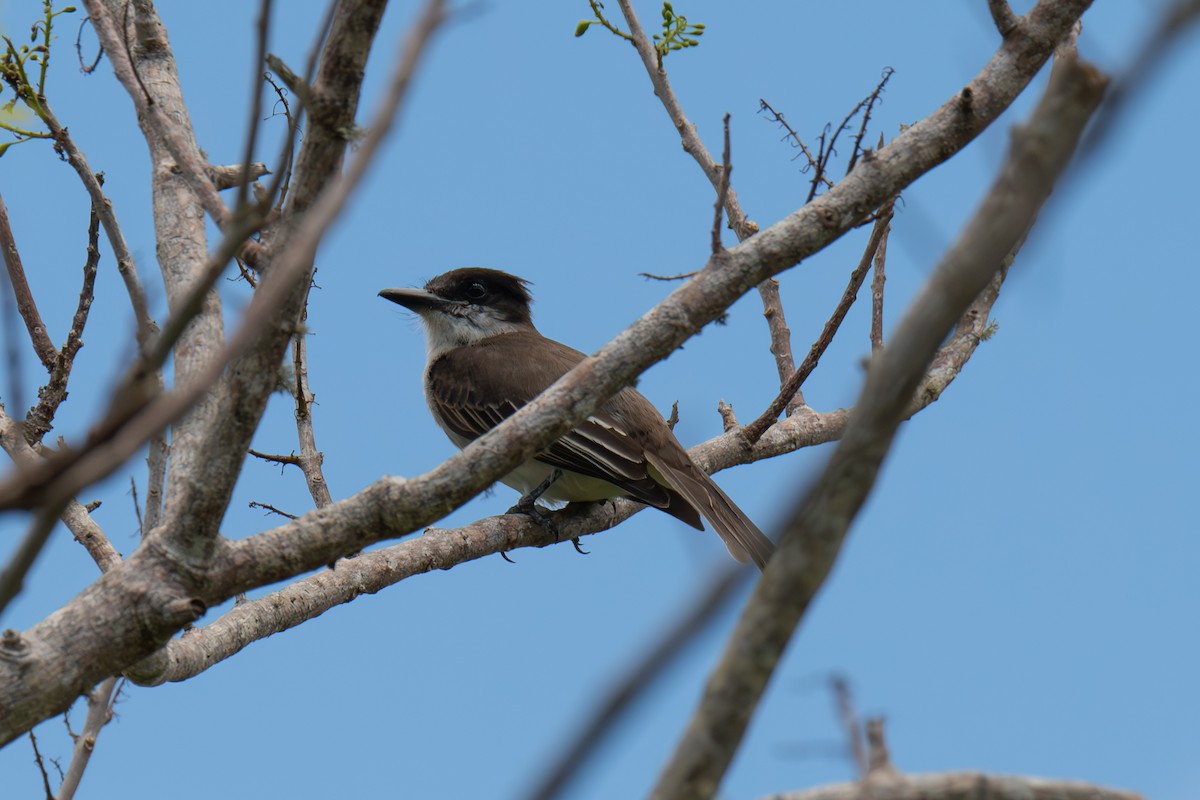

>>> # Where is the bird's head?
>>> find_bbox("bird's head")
[380,267,535,354]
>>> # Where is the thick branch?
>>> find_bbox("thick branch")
[651,49,1107,800]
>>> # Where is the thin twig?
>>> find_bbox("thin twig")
[129,476,144,538]
[290,290,333,508]
[249,501,297,519]
[236,0,274,211]
[0,193,57,370]
[24,204,100,445]
[29,729,54,799]
[870,185,891,350]
[75,14,103,73]
[639,271,696,282]
[865,717,896,777]
[248,448,301,467]
[831,676,867,778]
[742,202,895,444]
[758,98,834,193]
[759,277,800,408]
[54,676,119,800]
[845,68,894,176]
[710,114,732,255]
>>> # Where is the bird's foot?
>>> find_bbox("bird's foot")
[504,469,564,540]
[505,495,559,539]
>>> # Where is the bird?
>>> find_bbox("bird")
[379,267,774,570]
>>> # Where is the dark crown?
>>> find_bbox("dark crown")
[425,268,534,324]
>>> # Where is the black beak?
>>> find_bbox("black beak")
[378,287,450,312]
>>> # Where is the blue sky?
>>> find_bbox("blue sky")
[1,1,1197,798]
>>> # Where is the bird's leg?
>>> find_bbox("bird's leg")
[505,469,563,538]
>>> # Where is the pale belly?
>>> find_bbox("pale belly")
[500,459,624,505]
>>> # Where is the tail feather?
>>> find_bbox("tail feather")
[646,452,775,570]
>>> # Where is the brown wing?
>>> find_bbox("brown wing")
[425,330,702,526]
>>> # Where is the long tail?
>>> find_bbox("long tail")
[647,452,775,570]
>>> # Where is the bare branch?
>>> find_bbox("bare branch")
[29,729,55,799]
[0,193,57,370]
[54,677,120,800]
[652,47,1107,800]
[208,162,270,191]
[290,300,333,508]
[248,449,301,467]
[24,206,101,445]
[770,772,1142,800]
[831,676,867,778]
[870,176,890,350]
[247,501,298,520]
[865,717,897,777]
[758,98,834,194]
[742,201,895,445]
[988,0,1021,37]
[757,278,800,405]
[710,114,732,255]
[844,68,894,176]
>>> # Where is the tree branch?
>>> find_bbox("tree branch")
[0,193,57,370]
[53,677,119,800]
[988,0,1021,37]
[651,45,1107,800]
[24,206,101,445]
[769,772,1142,800]
[742,201,895,445]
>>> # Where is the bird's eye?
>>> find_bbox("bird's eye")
[464,281,488,301]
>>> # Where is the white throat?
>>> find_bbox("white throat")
[417,306,526,362]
